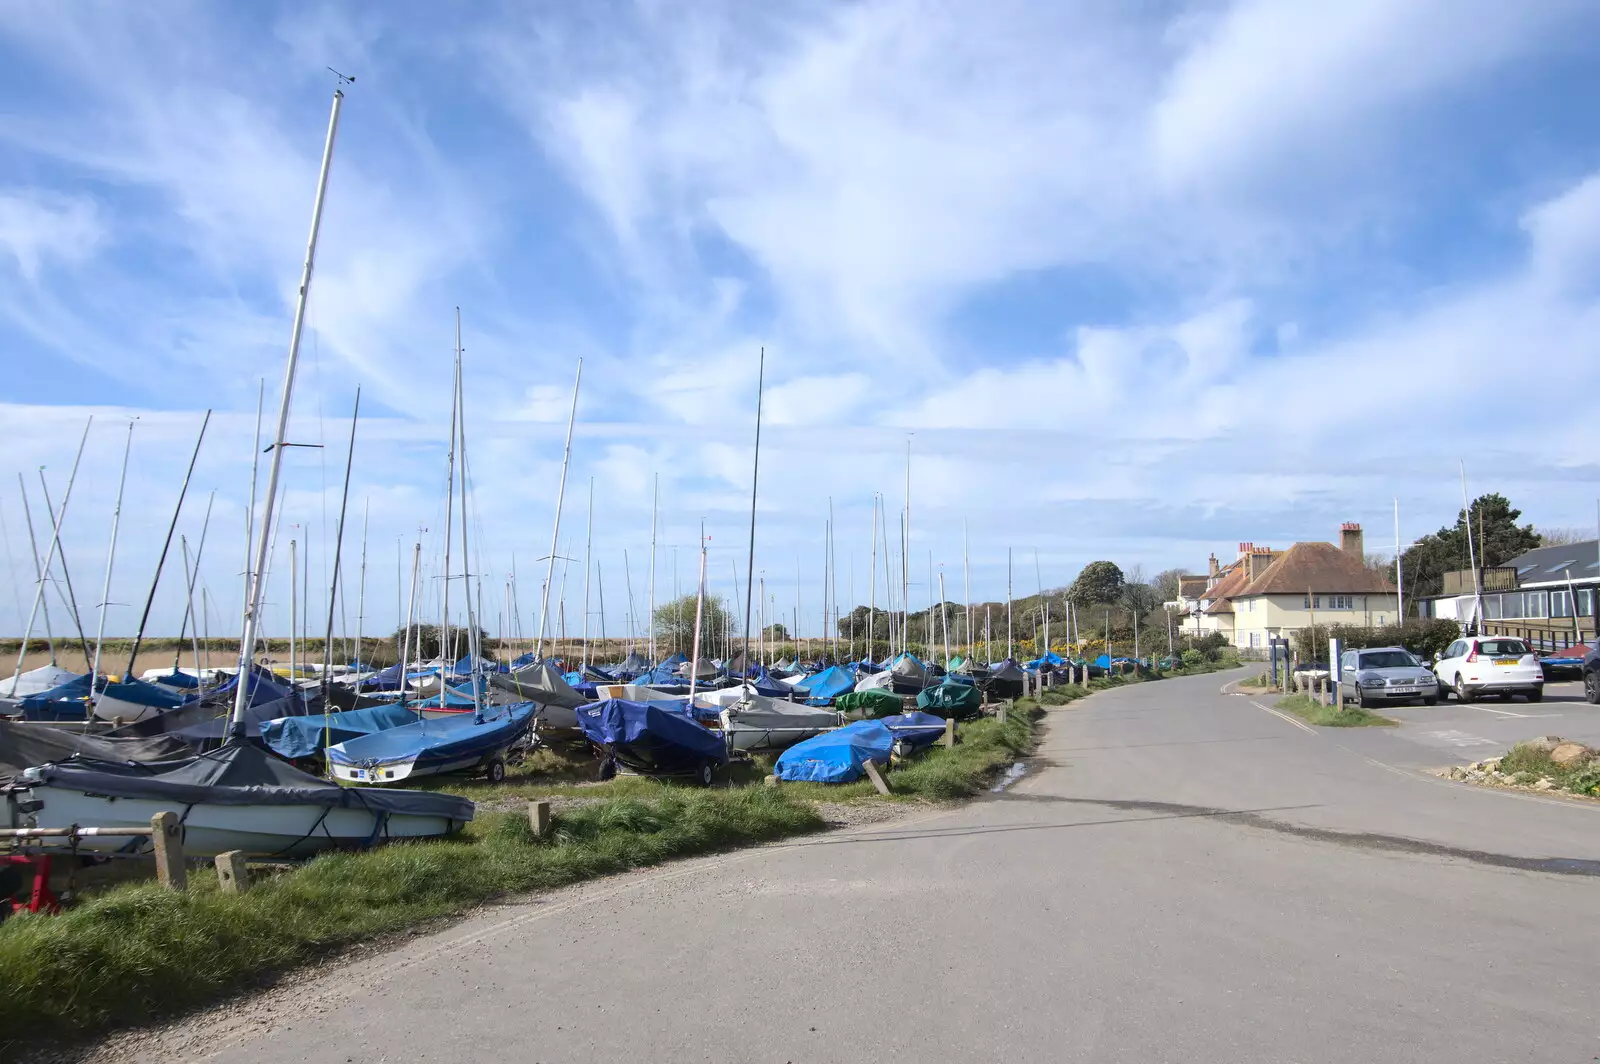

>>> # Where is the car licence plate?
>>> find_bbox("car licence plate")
[1494,658,1517,666]
[1389,686,1417,694]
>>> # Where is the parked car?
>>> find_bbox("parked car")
[1542,640,1598,682]
[1433,636,1543,703]
[1338,647,1439,707]
[1583,642,1600,705]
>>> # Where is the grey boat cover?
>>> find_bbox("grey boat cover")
[18,740,474,821]
[489,661,587,709]
[679,657,719,681]
[889,653,930,688]
[0,720,193,780]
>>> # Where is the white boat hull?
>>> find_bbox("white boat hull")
[330,753,480,784]
[11,784,466,858]
[92,692,167,723]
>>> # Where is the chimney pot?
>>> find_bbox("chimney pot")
[1340,523,1364,556]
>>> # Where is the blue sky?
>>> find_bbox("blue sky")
[2,0,1599,646]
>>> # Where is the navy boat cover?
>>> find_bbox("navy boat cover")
[882,710,948,751]
[574,698,727,775]
[262,703,422,760]
[325,703,535,771]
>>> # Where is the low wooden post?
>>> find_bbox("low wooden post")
[862,758,892,796]
[765,773,779,787]
[528,799,553,839]
[998,701,1009,724]
[150,811,186,891]
[215,850,249,894]
[942,717,956,749]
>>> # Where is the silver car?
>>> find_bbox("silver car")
[1338,646,1439,707]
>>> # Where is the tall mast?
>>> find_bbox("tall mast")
[868,493,878,660]
[741,347,765,669]
[1035,549,1046,655]
[1393,497,1403,623]
[10,419,91,680]
[241,380,264,669]
[289,539,298,685]
[536,359,583,658]
[623,549,637,653]
[440,348,460,669]
[230,85,345,734]
[939,570,950,666]
[454,326,483,721]
[648,476,658,661]
[397,541,421,709]
[90,419,135,684]
[320,388,360,707]
[172,492,215,674]
[903,436,911,652]
[583,477,593,666]
[597,561,607,657]
[1459,460,1483,632]
[963,519,971,653]
[687,523,708,707]
[126,410,210,679]
[355,498,368,663]
[36,470,91,668]
[179,537,202,684]
[1006,547,1013,659]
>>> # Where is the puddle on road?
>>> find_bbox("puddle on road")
[990,762,1028,793]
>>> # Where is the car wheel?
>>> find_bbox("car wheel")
[1586,671,1600,705]
[1354,686,1367,709]
[1525,687,1543,703]
[1461,685,1480,703]
[596,757,618,781]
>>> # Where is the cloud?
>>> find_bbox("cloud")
[0,189,103,280]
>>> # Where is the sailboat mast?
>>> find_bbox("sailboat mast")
[397,541,421,709]
[939,570,950,666]
[583,477,593,667]
[180,537,202,682]
[688,523,707,706]
[1006,547,1013,659]
[648,474,658,662]
[229,85,345,734]
[536,360,583,658]
[90,419,134,684]
[125,410,209,679]
[355,498,368,663]
[36,471,91,667]
[320,388,360,703]
[440,350,460,673]
[741,346,764,666]
[623,549,637,653]
[963,519,971,654]
[903,436,911,653]
[454,327,483,721]
[173,492,216,673]
[868,493,878,660]
[289,539,298,685]
[11,419,91,679]
[597,561,607,656]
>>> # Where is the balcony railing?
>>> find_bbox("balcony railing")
[1442,567,1518,596]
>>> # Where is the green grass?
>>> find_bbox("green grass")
[1275,694,1397,727]
[1495,742,1600,797]
[0,787,822,1046]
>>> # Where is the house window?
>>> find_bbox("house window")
[1303,595,1320,609]
[1332,595,1352,609]
[1525,591,1548,618]
[1484,594,1501,620]
[1552,591,1572,618]
[1580,589,1595,617]
[1502,593,1524,619]
[1249,632,1260,647]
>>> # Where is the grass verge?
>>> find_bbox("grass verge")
[1493,742,1600,796]
[1275,693,1397,727]
[0,788,822,1046]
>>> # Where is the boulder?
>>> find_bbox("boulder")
[1524,736,1566,754]
[1533,778,1558,791]
[1550,742,1591,767]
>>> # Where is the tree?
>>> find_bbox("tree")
[1400,493,1541,604]
[761,622,789,641]
[1538,527,1591,547]
[1069,560,1125,605]
[1151,568,1185,603]
[651,593,733,655]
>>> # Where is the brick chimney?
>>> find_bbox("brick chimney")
[1208,553,1219,578]
[1340,522,1364,556]
[1247,548,1275,582]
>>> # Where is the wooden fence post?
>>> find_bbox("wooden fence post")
[215,850,249,894]
[998,701,1009,724]
[150,811,186,891]
[862,758,892,796]
[942,717,956,749]
[528,799,553,839]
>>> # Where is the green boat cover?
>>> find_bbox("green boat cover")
[916,680,982,718]
[834,688,904,718]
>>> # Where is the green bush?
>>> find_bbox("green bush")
[1292,619,1459,662]
[1181,649,1204,667]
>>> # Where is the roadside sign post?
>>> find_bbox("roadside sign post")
[1329,637,1343,711]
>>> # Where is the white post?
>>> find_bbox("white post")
[688,525,708,707]
[583,477,593,667]
[89,419,135,686]
[648,475,658,662]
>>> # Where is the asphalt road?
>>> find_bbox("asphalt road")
[101,670,1600,1064]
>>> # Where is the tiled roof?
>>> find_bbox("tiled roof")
[1235,541,1395,597]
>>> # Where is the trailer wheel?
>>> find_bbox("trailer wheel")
[485,758,506,783]
[597,757,618,781]
[697,760,717,787]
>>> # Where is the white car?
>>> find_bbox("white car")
[1433,636,1544,703]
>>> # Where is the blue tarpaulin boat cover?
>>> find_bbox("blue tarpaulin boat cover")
[152,669,201,689]
[573,699,727,775]
[358,662,406,691]
[262,704,423,760]
[882,710,948,750]
[798,664,859,705]
[99,676,191,711]
[18,673,94,720]
[326,703,535,772]
[774,719,893,783]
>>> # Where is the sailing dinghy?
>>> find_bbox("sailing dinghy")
[327,702,535,785]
